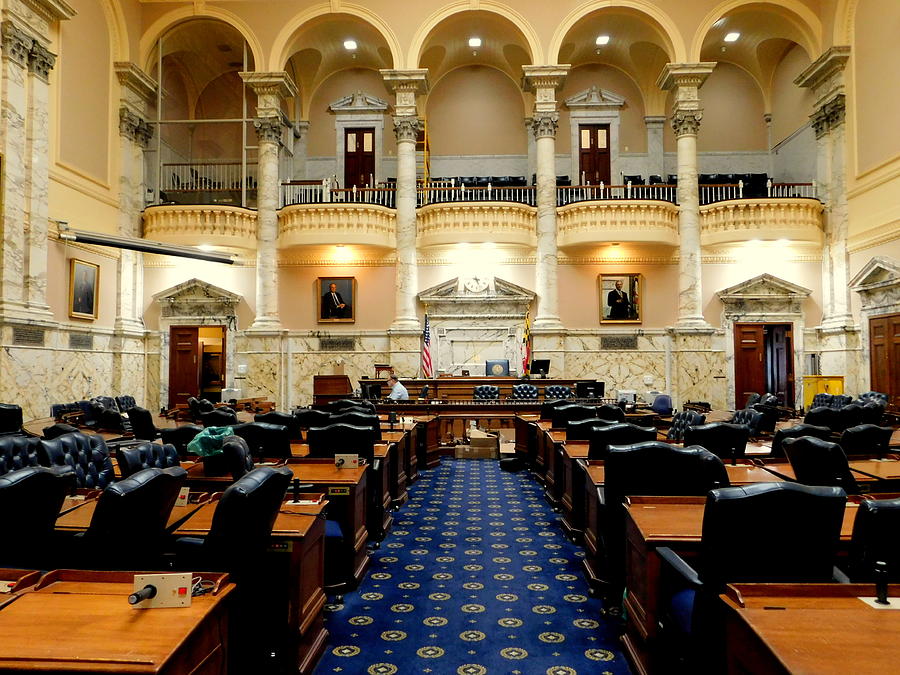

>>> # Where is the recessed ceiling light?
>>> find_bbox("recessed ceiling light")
[197,244,215,252]
[343,39,357,51]
[724,32,740,42]
[595,35,610,46]
[468,37,482,48]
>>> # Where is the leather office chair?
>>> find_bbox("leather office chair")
[222,435,255,480]
[666,410,706,442]
[231,421,293,459]
[254,411,301,440]
[587,422,656,460]
[811,393,834,410]
[843,498,900,582]
[859,401,886,425]
[307,422,376,461]
[38,431,115,489]
[684,422,751,464]
[200,407,239,427]
[831,394,854,409]
[511,383,539,400]
[327,411,382,441]
[838,424,894,456]
[328,399,375,413]
[160,424,203,457]
[115,395,137,412]
[90,401,126,433]
[0,466,75,568]
[857,391,889,405]
[41,422,79,440]
[126,406,161,441]
[834,403,865,432]
[803,405,838,430]
[0,434,43,477]
[540,398,573,420]
[550,404,597,428]
[116,442,181,479]
[729,409,763,437]
[657,482,846,672]
[93,396,118,411]
[82,466,187,569]
[650,394,673,416]
[596,404,626,424]
[565,417,612,441]
[544,385,573,401]
[293,407,331,431]
[0,403,23,435]
[769,423,832,458]
[744,392,761,407]
[473,385,500,400]
[783,436,860,494]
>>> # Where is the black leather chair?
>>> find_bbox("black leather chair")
[0,434,43,477]
[293,407,331,431]
[540,398,573,420]
[510,383,539,400]
[222,435,255,480]
[255,411,301,440]
[116,442,181,479]
[327,411,382,441]
[38,432,115,489]
[306,423,376,461]
[544,385,573,400]
[857,391,889,405]
[834,403,865,432]
[473,385,500,400]
[81,466,187,568]
[0,403,23,435]
[811,393,834,409]
[565,417,612,441]
[650,394,673,415]
[666,410,706,442]
[328,399,375,413]
[783,436,860,494]
[0,466,75,567]
[596,404,626,423]
[843,498,900,582]
[769,423,832,458]
[859,401,886,425]
[160,424,204,457]
[803,405,838,429]
[90,400,126,433]
[115,395,137,412]
[587,423,656,460]
[657,482,846,671]
[831,394,854,409]
[550,404,597,428]
[126,406,161,441]
[744,393,761,407]
[200,407,239,427]
[729,409,763,437]
[684,422,751,464]
[42,422,79,440]
[838,424,894,456]
[231,421,293,459]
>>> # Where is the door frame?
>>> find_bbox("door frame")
[577,123,612,185]
[167,325,227,408]
[565,86,625,186]
[732,322,795,408]
[343,127,376,188]
[850,256,900,400]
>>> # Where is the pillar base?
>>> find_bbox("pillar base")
[248,317,282,332]
[675,316,712,330]
[390,317,421,331]
[0,301,55,325]
[818,314,856,332]
[114,317,146,335]
[533,315,563,330]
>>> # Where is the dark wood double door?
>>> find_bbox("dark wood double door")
[870,314,900,408]
[168,326,226,409]
[578,124,611,185]
[733,323,794,408]
[344,127,375,188]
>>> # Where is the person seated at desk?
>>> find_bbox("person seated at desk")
[386,375,409,401]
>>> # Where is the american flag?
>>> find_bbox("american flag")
[422,313,433,378]
[522,310,531,376]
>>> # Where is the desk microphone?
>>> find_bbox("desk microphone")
[875,560,890,605]
[128,584,157,605]
[291,478,313,503]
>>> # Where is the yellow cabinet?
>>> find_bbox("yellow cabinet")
[802,375,845,410]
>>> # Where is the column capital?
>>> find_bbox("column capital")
[381,69,429,117]
[522,65,570,94]
[794,46,850,108]
[671,110,702,137]
[119,107,154,146]
[531,113,559,139]
[656,62,717,91]
[114,62,157,106]
[240,71,298,117]
[1,21,33,67]
[27,41,55,81]
[393,115,421,143]
[254,115,284,143]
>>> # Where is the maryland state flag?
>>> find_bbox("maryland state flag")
[521,310,531,376]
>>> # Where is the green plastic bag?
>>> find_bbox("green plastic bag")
[186,425,234,457]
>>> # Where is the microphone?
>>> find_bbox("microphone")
[128,584,157,605]
[291,478,313,503]
[875,560,890,605]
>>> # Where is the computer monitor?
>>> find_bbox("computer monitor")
[485,359,510,376]
[530,359,550,377]
[575,380,605,399]
[359,381,383,400]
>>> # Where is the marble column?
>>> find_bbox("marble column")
[382,70,429,331]
[658,63,716,328]
[523,66,568,329]
[644,115,666,179]
[240,73,298,331]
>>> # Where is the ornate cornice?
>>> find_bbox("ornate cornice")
[254,116,283,143]
[27,41,55,81]
[522,65,570,93]
[656,63,717,91]
[239,72,298,99]
[119,107,153,146]
[532,113,559,139]
[393,116,421,143]
[671,110,702,137]
[1,21,32,67]
[114,62,157,105]
[381,69,429,116]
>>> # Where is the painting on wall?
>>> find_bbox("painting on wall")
[600,273,642,323]
[69,258,99,320]
[318,276,356,322]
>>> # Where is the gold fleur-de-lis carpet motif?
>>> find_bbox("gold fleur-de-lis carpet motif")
[314,458,630,674]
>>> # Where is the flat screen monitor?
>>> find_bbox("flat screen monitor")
[530,359,550,376]
[359,382,382,400]
[575,380,605,399]
[485,359,510,376]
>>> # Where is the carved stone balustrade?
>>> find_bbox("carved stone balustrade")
[143,205,258,250]
[278,203,395,249]
[416,202,536,247]
[557,200,679,247]
[700,198,824,246]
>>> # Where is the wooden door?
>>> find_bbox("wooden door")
[344,128,375,188]
[764,324,794,405]
[169,326,199,408]
[870,314,900,408]
[578,124,611,185]
[734,324,766,407]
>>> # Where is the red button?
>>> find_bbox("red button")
[178,587,187,596]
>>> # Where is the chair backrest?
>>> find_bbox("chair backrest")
[473,385,500,400]
[116,442,181,479]
[206,466,293,559]
[293,407,332,430]
[230,421,293,459]
[803,405,839,430]
[783,436,858,494]
[544,385,573,401]
[42,422,79,440]
[683,422,751,463]
[328,399,375,413]
[769,424,832,458]
[596,404,626,423]
[847,498,900,582]
[729,409,763,436]
[857,391,889,405]
[0,435,43,477]
[666,410,706,441]
[511,383,539,400]
[200,408,239,427]
[306,422,376,460]
[0,466,74,539]
[838,424,894,456]
[700,482,846,588]
[565,417,612,441]
[744,393,761,407]
[749,404,778,433]
[115,395,137,412]
[831,395,853,409]
[327,411,382,441]
[650,394,673,415]
[834,403,864,432]
[159,424,204,457]
[38,432,115,489]
[859,401,886,426]
[587,423,657,460]
[187,397,203,419]
[254,411,301,440]
[605,442,729,500]
[93,396,118,412]
[87,466,187,541]
[221,435,255,480]
[0,403,23,434]
[125,406,158,441]
[550,404,597,428]
[540,398,573,420]
[811,393,834,410]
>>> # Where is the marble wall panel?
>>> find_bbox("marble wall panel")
[240,351,281,402]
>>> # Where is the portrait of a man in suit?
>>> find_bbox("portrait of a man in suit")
[600,274,641,323]
[318,277,355,322]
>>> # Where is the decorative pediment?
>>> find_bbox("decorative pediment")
[154,278,240,318]
[418,277,534,321]
[329,90,389,114]
[717,274,811,318]
[849,256,900,291]
[565,85,625,110]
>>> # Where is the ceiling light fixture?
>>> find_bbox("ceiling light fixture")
[468,37,482,48]
[595,35,610,46]
[724,32,740,42]
[343,39,357,51]
[58,226,235,265]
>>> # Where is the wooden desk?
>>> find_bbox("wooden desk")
[0,569,40,610]
[559,442,589,540]
[174,503,328,674]
[55,499,209,534]
[848,458,900,480]
[721,583,900,674]
[0,569,233,674]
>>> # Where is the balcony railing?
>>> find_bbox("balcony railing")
[159,162,257,207]
[417,181,536,206]
[767,181,817,199]
[557,183,677,206]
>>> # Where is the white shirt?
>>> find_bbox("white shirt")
[388,381,409,400]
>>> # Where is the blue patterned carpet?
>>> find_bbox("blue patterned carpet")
[314,458,631,675]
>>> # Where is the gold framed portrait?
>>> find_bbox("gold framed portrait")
[600,273,642,323]
[318,276,356,323]
[69,258,100,320]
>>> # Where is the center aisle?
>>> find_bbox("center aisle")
[314,458,631,674]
